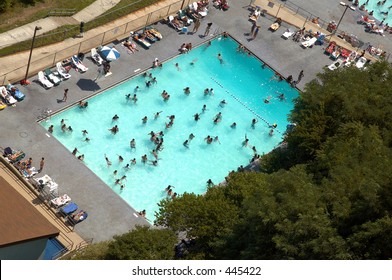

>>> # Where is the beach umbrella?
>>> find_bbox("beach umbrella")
[100,46,120,61]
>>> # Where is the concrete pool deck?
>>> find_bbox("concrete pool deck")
[1,0,390,243]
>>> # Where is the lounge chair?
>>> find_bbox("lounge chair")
[133,33,151,48]
[327,58,345,70]
[6,150,25,163]
[331,49,341,60]
[44,68,61,86]
[38,71,54,89]
[51,194,71,208]
[146,28,163,40]
[20,166,38,178]
[192,2,208,17]
[270,22,280,32]
[0,100,6,110]
[249,7,261,22]
[168,15,183,31]
[325,41,336,55]
[301,37,317,48]
[269,18,282,32]
[71,55,89,73]
[0,86,17,105]
[60,202,78,216]
[33,174,58,192]
[143,30,158,43]
[69,209,88,224]
[177,9,193,25]
[7,84,25,101]
[56,62,71,79]
[91,48,104,65]
[281,29,294,39]
[340,48,351,58]
[355,57,367,69]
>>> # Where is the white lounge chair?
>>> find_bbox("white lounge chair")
[327,58,345,71]
[56,62,71,79]
[301,37,317,48]
[355,57,367,69]
[168,15,183,31]
[282,29,294,39]
[0,86,17,105]
[44,68,61,86]
[91,48,104,65]
[51,194,71,208]
[38,71,54,89]
[71,55,88,73]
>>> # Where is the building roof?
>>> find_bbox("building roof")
[0,176,59,247]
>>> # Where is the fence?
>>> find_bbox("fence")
[0,0,193,85]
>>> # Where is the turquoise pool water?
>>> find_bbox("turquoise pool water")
[41,36,298,221]
[359,0,392,25]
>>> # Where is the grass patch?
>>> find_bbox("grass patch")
[0,0,96,34]
[86,0,161,30]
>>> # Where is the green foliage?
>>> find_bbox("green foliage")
[155,190,239,259]
[348,216,392,259]
[284,61,392,166]
[63,241,111,260]
[105,226,177,260]
[0,0,13,13]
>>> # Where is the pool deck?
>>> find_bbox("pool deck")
[1,0,390,243]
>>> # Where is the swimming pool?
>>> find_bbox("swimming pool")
[41,36,299,221]
[359,0,392,25]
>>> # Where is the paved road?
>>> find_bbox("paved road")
[0,0,390,243]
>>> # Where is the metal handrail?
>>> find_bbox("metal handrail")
[47,9,77,17]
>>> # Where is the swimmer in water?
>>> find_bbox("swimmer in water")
[141,154,148,164]
[242,134,249,147]
[219,99,227,107]
[142,116,148,124]
[105,154,112,166]
[194,113,200,121]
[251,118,258,128]
[130,139,136,149]
[112,114,119,121]
[82,129,88,135]
[154,111,163,119]
[109,125,119,134]
[218,53,223,62]
[183,140,189,148]
[230,122,237,128]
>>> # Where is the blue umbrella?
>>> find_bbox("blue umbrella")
[100,46,120,61]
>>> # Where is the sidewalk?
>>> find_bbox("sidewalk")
[0,0,183,84]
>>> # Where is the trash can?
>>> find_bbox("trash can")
[78,52,85,61]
